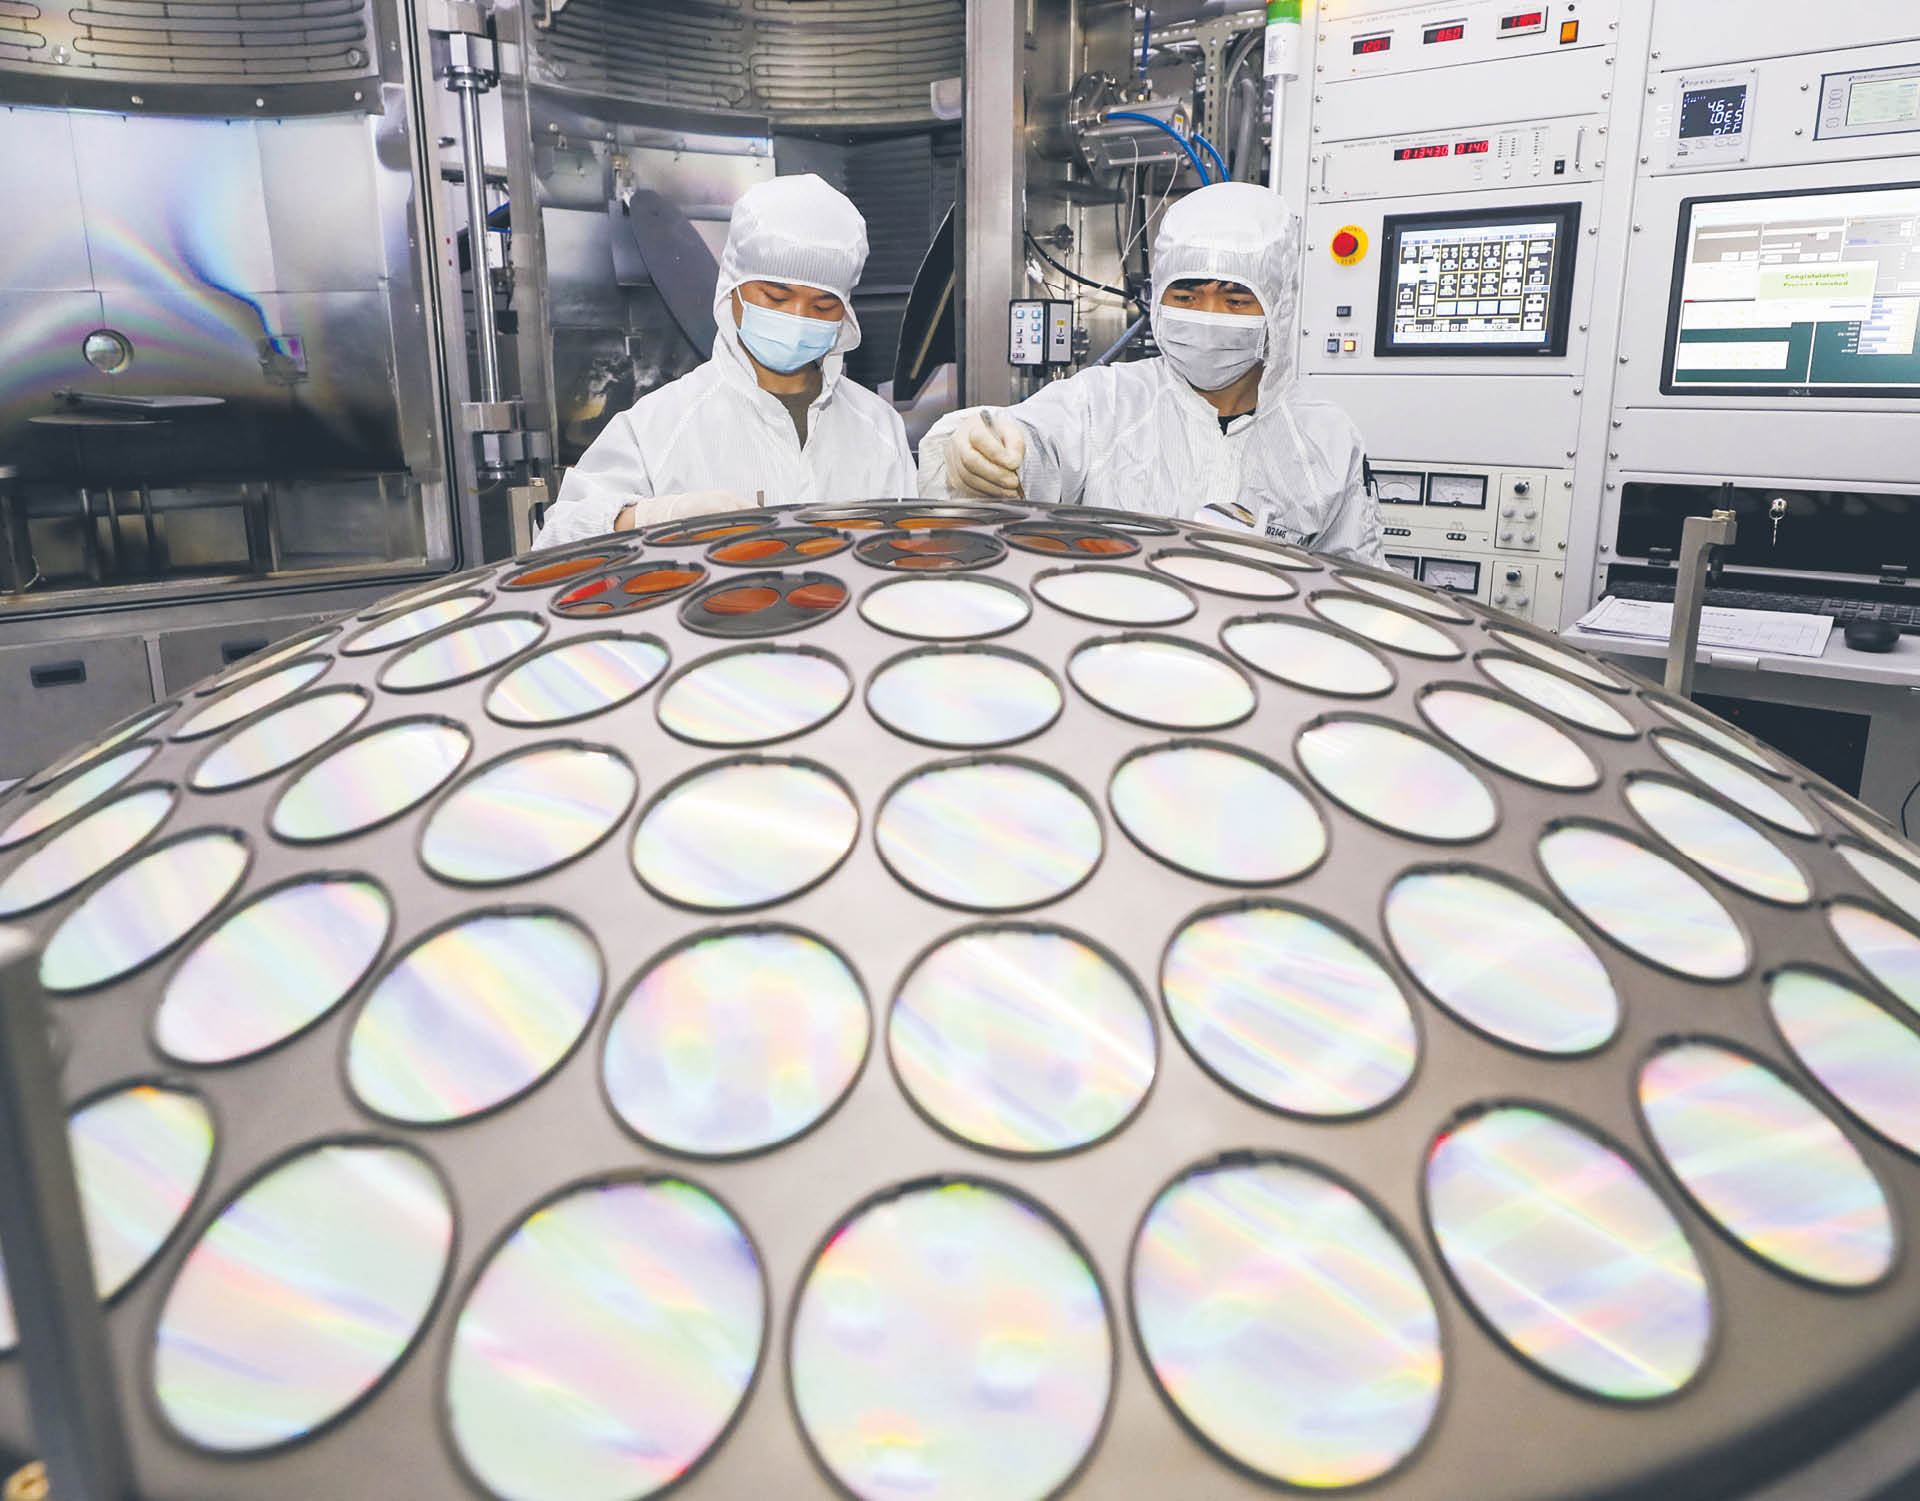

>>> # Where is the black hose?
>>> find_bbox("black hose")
[1025,231,1143,308]
[1219,28,1264,177]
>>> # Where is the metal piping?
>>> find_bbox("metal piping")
[1106,109,1210,181]
[1091,312,1150,365]
[449,58,502,406]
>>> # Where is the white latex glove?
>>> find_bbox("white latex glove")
[1193,499,1260,533]
[944,409,1027,499]
[616,490,754,529]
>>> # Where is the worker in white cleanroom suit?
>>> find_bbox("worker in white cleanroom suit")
[533,174,914,547]
[919,181,1383,566]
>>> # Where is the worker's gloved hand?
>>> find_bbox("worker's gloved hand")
[1193,499,1260,533]
[615,491,754,530]
[944,410,1027,499]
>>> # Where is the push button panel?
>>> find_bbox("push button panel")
[1493,561,1538,614]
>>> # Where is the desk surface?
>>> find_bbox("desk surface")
[1561,623,1920,690]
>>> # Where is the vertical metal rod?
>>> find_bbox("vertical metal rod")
[263,478,285,573]
[455,82,503,406]
[240,482,271,575]
[1267,79,1284,191]
[0,928,134,1500]
[76,490,104,585]
[1664,509,1737,698]
[1263,3,1300,193]
[137,486,158,575]
[99,489,121,578]
[0,466,28,594]
[960,0,1022,408]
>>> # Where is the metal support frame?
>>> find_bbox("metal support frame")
[429,1,544,503]
[1153,10,1263,156]
[507,476,549,554]
[491,1,559,481]
[442,27,504,408]
[0,930,132,1500]
[1664,508,1737,698]
[960,0,1024,407]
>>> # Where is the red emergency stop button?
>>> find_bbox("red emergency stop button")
[1329,225,1369,266]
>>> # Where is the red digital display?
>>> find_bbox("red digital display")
[1394,144,1452,161]
[1456,139,1490,154]
[1501,11,1544,28]
[1423,21,1466,43]
[1353,34,1392,54]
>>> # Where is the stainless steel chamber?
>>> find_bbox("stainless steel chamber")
[0,0,473,779]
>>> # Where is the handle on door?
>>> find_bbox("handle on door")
[29,661,86,688]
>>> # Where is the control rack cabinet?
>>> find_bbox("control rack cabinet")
[1290,0,1636,633]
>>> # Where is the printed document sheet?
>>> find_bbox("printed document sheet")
[1575,597,1833,658]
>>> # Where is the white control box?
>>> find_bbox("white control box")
[1008,300,1046,367]
[1315,113,1605,201]
[1317,0,1616,82]
[1009,299,1073,368]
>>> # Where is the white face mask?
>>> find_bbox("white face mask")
[1156,306,1266,392]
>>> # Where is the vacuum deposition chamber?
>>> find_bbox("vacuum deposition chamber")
[0,0,478,779]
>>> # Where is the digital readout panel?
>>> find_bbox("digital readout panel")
[1376,203,1581,356]
[1664,182,1920,396]
[1679,85,1749,142]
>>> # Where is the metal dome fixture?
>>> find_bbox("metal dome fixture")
[1,501,1919,1500]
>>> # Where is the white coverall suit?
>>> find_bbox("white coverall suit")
[533,174,915,549]
[919,183,1384,567]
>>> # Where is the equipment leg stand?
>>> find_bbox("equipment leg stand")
[1664,508,1737,699]
[0,929,134,1500]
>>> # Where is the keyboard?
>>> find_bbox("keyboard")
[1607,580,1920,634]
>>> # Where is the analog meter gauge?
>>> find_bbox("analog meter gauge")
[1426,471,1490,509]
[1419,557,1482,594]
[1373,468,1425,506]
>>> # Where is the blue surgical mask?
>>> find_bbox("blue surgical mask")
[736,298,841,373]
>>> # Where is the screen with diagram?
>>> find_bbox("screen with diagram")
[1663,183,1920,396]
[1375,203,1580,356]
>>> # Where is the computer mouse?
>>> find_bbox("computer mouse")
[1843,618,1900,653]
